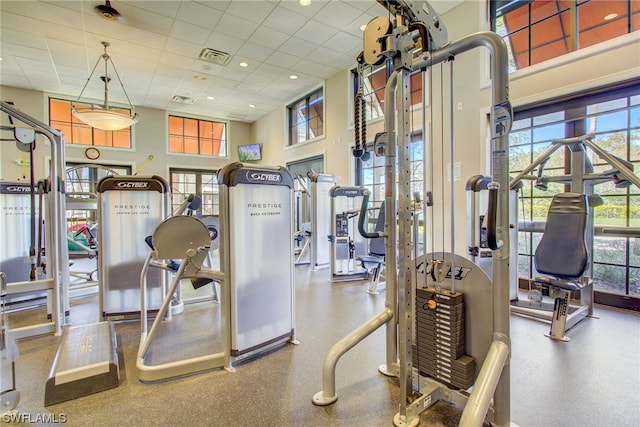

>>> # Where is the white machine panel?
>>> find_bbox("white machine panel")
[98,176,168,318]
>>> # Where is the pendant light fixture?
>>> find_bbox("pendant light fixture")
[72,41,139,131]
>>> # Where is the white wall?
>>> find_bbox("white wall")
[252,75,358,185]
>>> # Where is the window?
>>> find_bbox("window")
[287,87,324,146]
[491,0,640,72]
[510,82,640,309]
[168,116,227,157]
[49,98,132,148]
[65,162,131,234]
[356,133,424,204]
[170,169,220,216]
[352,61,424,123]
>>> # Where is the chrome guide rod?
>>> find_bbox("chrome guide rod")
[449,59,456,294]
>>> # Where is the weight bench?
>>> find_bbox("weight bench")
[358,202,385,295]
[533,193,593,341]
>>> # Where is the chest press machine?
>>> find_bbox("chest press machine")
[508,134,640,341]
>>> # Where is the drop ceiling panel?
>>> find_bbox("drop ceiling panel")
[279,37,319,58]
[225,1,277,24]
[1,44,49,61]
[176,2,223,29]
[214,13,259,40]
[114,9,175,37]
[294,20,338,45]
[237,41,275,63]
[204,31,245,55]
[28,2,84,27]
[262,6,308,35]
[279,0,329,18]
[249,26,291,50]
[164,37,202,58]
[40,21,87,45]
[305,46,350,65]
[170,20,212,45]
[314,1,363,29]
[120,1,181,18]
[0,28,48,50]
[0,11,40,32]
[265,51,301,69]
[322,31,362,55]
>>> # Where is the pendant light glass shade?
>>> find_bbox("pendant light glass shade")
[72,41,138,131]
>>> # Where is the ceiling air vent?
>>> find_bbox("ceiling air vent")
[199,48,232,66]
[171,95,196,104]
[227,113,248,120]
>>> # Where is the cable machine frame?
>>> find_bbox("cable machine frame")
[312,1,513,425]
[1,101,69,338]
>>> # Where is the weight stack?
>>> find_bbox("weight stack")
[413,286,476,390]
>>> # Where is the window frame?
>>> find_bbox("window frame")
[510,81,640,310]
[169,168,220,217]
[286,85,325,148]
[48,97,133,149]
[490,0,639,73]
[350,59,425,128]
[167,114,228,158]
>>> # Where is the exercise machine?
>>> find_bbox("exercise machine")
[329,186,369,282]
[310,173,338,270]
[0,103,121,406]
[509,134,640,340]
[1,272,20,413]
[1,101,69,339]
[293,173,311,265]
[65,164,122,289]
[219,163,297,360]
[97,175,170,320]
[136,162,297,381]
[312,1,514,425]
[137,195,225,381]
[357,198,386,295]
[465,175,520,288]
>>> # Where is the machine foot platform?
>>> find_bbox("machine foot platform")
[45,322,120,406]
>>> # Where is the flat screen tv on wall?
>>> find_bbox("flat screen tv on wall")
[238,143,262,162]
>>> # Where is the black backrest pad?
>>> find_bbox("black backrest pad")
[534,193,588,279]
[369,202,386,256]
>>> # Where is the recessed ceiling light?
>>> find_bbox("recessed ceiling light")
[239,62,249,68]
[604,13,618,21]
[299,0,311,6]
[249,104,256,108]
[207,96,215,100]
[289,75,298,80]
